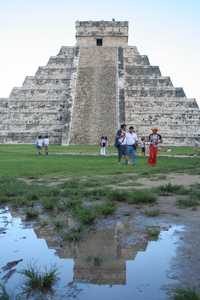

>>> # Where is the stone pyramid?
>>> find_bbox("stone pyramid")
[0,20,199,145]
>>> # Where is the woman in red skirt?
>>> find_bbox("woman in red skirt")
[148,128,162,166]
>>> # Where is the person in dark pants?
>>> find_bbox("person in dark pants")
[115,124,127,163]
[126,126,138,165]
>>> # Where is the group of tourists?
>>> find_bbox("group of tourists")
[114,124,162,166]
[35,135,49,155]
[35,127,162,165]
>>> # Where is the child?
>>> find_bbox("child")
[43,135,49,155]
[100,136,108,156]
[141,137,146,156]
[35,135,43,155]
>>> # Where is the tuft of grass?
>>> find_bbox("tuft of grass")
[108,190,157,204]
[21,265,58,292]
[127,190,157,204]
[72,206,96,225]
[63,226,84,242]
[64,198,82,210]
[174,288,200,300]
[144,209,160,217]
[53,216,65,230]
[176,197,200,208]
[42,198,54,210]
[108,190,129,202]
[158,183,187,196]
[0,283,9,300]
[146,226,160,240]
[25,208,39,220]
[94,202,116,216]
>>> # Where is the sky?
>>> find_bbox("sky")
[0,0,200,105]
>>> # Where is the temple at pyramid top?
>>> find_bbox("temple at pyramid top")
[76,20,129,46]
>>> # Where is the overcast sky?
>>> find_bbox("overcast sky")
[0,0,199,105]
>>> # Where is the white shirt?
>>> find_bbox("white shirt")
[43,138,49,146]
[126,132,138,145]
[36,138,43,147]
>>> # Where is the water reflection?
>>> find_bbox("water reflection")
[0,207,183,300]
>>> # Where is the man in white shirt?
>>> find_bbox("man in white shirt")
[35,135,43,155]
[126,126,138,165]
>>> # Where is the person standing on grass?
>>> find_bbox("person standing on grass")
[115,124,126,163]
[140,136,146,156]
[126,126,138,165]
[35,135,43,155]
[148,128,162,166]
[115,124,128,164]
[43,135,49,155]
[100,136,108,156]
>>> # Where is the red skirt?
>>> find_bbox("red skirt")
[148,144,158,166]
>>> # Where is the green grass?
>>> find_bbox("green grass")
[146,226,160,240]
[21,265,58,292]
[0,145,199,237]
[174,288,200,300]
[158,183,188,196]
[0,145,199,178]
[0,283,9,300]
[176,184,200,208]
[108,190,157,204]
[42,197,55,210]
[62,226,84,242]
[160,146,200,156]
[25,208,39,220]
[144,209,160,217]
[176,197,200,208]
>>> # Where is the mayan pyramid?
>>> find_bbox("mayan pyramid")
[0,20,200,145]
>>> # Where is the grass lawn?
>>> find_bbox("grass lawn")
[0,144,200,245]
[0,144,199,178]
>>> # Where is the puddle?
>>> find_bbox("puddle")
[0,207,183,300]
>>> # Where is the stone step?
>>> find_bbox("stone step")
[10,87,71,99]
[7,109,69,115]
[47,56,74,67]
[124,131,199,146]
[125,76,173,87]
[126,87,185,97]
[125,65,161,77]
[23,76,71,88]
[0,98,9,108]
[125,97,197,103]
[0,131,62,144]
[124,55,150,65]
[58,46,77,57]
[126,107,200,114]
[0,124,64,130]
[69,46,118,144]
[8,101,70,111]
[124,47,140,56]
[35,67,74,79]
[126,123,200,131]
[8,99,69,104]
[75,47,117,66]
[126,112,200,124]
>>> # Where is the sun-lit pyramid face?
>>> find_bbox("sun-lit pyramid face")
[75,20,129,47]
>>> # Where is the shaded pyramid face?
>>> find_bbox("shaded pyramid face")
[0,20,199,145]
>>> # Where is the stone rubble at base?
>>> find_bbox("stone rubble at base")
[0,20,199,146]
